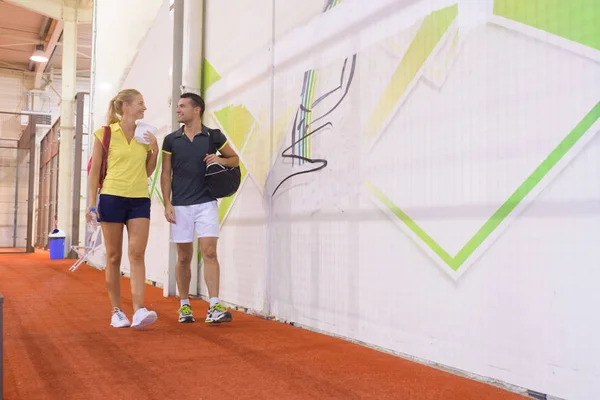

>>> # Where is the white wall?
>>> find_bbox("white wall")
[199,1,600,399]
[88,0,171,283]
[0,147,28,248]
[0,69,30,248]
[117,0,172,283]
[87,1,600,399]
[91,0,164,131]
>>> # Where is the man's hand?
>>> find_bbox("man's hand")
[164,204,176,224]
[204,153,223,166]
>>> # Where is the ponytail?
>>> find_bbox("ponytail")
[106,89,142,125]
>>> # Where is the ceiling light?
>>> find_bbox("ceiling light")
[30,44,48,63]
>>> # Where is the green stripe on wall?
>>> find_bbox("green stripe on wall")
[366,4,458,139]
[214,105,255,151]
[218,161,247,224]
[494,0,600,51]
[202,59,221,96]
[367,101,600,271]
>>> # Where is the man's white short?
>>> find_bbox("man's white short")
[171,201,219,243]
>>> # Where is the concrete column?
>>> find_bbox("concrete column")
[57,10,78,257]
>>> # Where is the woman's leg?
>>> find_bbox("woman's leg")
[101,222,125,310]
[125,216,150,312]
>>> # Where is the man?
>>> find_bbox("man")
[160,92,239,323]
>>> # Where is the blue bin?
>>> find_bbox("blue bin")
[48,229,66,260]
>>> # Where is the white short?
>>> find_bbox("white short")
[171,201,219,243]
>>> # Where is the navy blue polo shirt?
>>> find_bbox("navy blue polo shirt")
[162,125,228,206]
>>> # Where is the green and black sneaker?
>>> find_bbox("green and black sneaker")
[205,303,232,324]
[178,304,195,323]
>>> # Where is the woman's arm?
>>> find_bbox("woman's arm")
[145,132,159,177]
[88,136,104,209]
[146,147,159,177]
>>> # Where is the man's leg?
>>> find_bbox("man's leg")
[198,237,219,301]
[196,200,231,324]
[175,242,195,322]
[171,205,196,323]
[199,236,231,323]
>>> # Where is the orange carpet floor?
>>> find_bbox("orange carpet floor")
[0,252,527,400]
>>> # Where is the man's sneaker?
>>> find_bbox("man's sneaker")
[205,303,232,324]
[131,307,158,329]
[110,307,131,328]
[178,304,195,323]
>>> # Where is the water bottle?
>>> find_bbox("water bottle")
[87,207,99,231]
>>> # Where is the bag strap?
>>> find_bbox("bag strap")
[101,125,111,152]
[205,125,220,155]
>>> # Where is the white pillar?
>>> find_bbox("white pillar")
[57,10,78,256]
[181,0,203,95]
[164,0,185,297]
[181,0,204,296]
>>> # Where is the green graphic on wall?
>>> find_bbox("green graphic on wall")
[366,102,600,272]
[494,0,600,51]
[365,2,600,277]
[365,4,458,140]
[202,58,221,96]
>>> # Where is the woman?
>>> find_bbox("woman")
[87,89,159,329]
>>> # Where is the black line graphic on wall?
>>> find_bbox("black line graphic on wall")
[271,54,357,198]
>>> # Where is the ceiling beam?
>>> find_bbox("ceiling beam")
[34,19,63,89]
[4,0,63,20]
[4,0,93,24]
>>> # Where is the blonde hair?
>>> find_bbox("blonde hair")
[106,89,142,125]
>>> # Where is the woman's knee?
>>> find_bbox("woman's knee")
[107,252,122,267]
[128,235,149,264]
[128,247,145,263]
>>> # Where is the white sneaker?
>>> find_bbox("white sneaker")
[131,307,158,329]
[110,308,131,328]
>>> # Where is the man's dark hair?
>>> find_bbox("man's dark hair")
[180,92,205,117]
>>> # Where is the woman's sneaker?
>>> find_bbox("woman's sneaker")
[205,303,232,324]
[110,307,131,328]
[131,307,158,329]
[178,304,195,323]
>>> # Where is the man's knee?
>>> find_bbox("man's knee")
[176,244,194,265]
[200,245,217,261]
[178,253,193,265]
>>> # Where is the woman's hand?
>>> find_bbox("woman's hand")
[86,206,99,223]
[144,131,158,151]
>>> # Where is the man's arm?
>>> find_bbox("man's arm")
[216,143,239,167]
[204,130,239,167]
[160,152,172,205]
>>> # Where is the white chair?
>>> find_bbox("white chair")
[69,224,103,272]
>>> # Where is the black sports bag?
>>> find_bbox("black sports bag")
[204,127,241,199]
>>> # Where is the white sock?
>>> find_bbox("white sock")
[180,298,190,307]
[209,297,219,307]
